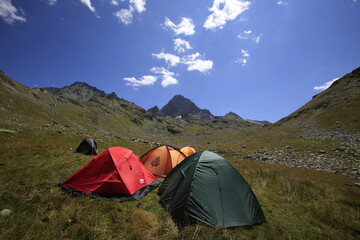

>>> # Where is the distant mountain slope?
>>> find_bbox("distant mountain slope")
[0,71,263,144]
[148,95,270,126]
[0,71,157,138]
[43,81,120,101]
[276,67,360,133]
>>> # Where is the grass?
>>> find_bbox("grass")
[0,129,359,240]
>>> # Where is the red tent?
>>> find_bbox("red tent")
[59,147,160,201]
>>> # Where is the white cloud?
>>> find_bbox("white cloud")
[277,1,288,5]
[114,0,146,25]
[80,0,96,13]
[152,52,181,67]
[0,0,26,25]
[124,67,179,88]
[235,49,250,66]
[123,75,158,87]
[164,17,195,35]
[130,0,146,13]
[313,78,339,91]
[204,0,251,30]
[253,34,262,43]
[182,52,201,62]
[114,8,133,25]
[47,0,57,6]
[238,30,262,43]
[187,59,214,73]
[161,75,178,87]
[235,58,247,66]
[173,38,192,53]
[150,67,178,87]
[182,53,214,73]
[237,30,252,39]
[110,0,119,6]
[241,49,250,57]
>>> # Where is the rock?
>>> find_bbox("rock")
[298,122,360,147]
[0,209,11,216]
[336,147,346,152]
[147,106,161,115]
[247,145,360,180]
[0,129,17,133]
[167,126,181,134]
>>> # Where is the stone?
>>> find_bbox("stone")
[0,209,11,216]
[0,129,17,133]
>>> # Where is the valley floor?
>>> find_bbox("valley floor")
[0,128,359,240]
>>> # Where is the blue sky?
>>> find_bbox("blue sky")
[0,0,359,122]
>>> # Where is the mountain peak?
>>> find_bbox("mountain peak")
[70,81,92,87]
[171,94,187,100]
[148,106,161,115]
[41,82,118,101]
[152,95,214,120]
[223,112,244,120]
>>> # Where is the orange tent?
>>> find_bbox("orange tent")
[180,146,196,157]
[140,145,186,177]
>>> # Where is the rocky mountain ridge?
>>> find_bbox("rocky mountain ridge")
[42,82,269,125]
[42,81,121,102]
[0,71,265,142]
[148,94,270,125]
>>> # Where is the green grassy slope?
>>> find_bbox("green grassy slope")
[0,71,262,144]
[276,67,360,133]
[0,70,160,139]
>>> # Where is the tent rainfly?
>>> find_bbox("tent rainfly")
[158,151,266,228]
[140,145,186,177]
[59,147,160,201]
[180,146,196,157]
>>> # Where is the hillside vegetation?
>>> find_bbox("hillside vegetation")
[0,68,359,239]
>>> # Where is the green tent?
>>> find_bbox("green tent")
[158,151,266,228]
